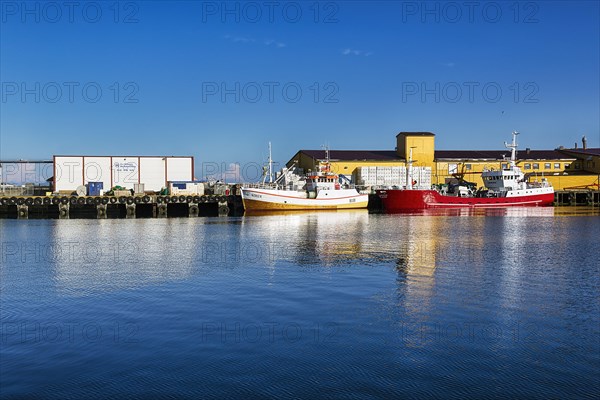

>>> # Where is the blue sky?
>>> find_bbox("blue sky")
[1,1,599,179]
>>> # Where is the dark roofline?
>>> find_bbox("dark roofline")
[292,147,592,163]
[558,148,600,157]
[434,149,574,161]
[298,150,402,161]
[396,132,435,137]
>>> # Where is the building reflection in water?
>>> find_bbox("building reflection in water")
[391,215,440,338]
[51,219,200,296]
[48,206,563,299]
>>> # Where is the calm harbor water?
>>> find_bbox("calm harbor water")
[1,209,599,399]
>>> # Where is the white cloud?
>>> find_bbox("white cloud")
[224,36,285,48]
[223,35,255,43]
[234,37,254,43]
[265,39,286,48]
[342,48,372,57]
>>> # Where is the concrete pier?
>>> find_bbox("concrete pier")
[0,194,241,219]
[554,190,600,206]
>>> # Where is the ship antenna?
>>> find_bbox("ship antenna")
[319,144,331,174]
[262,142,274,184]
[406,146,416,189]
[504,131,519,168]
[321,144,330,164]
[268,141,273,183]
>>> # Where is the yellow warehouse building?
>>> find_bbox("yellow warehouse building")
[286,132,600,191]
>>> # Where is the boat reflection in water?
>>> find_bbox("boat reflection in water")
[47,205,596,299]
[383,206,557,217]
[241,209,370,268]
[384,206,600,217]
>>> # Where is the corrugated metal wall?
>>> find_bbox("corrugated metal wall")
[54,156,193,192]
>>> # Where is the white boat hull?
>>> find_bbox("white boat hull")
[241,188,369,211]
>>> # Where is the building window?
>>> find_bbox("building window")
[465,164,472,171]
[574,163,580,169]
[587,161,593,169]
[448,164,458,174]
[565,163,570,169]
[533,163,539,169]
[524,163,531,170]
[554,163,561,169]
[502,163,509,170]
[544,163,551,169]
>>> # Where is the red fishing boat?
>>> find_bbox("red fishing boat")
[376,132,555,211]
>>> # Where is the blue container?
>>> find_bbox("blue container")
[87,182,103,196]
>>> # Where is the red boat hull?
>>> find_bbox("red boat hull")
[376,189,555,212]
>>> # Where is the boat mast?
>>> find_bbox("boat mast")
[262,142,274,184]
[504,131,519,168]
[320,144,330,174]
[322,144,330,164]
[406,147,414,190]
[268,141,273,183]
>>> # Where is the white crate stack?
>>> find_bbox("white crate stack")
[355,166,431,188]
[411,167,432,189]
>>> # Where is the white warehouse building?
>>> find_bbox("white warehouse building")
[53,155,194,193]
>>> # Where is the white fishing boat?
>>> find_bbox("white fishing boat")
[241,144,369,211]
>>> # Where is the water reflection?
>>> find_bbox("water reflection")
[2,210,598,399]
[19,206,600,300]
[387,207,558,217]
[50,219,201,296]
[392,216,441,342]
[241,210,370,267]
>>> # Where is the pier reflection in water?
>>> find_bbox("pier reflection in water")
[0,209,598,398]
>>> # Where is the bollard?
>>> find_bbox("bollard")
[97,204,107,219]
[59,204,69,219]
[126,204,136,219]
[218,201,229,216]
[189,203,199,217]
[17,205,28,219]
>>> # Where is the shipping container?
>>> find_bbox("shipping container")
[87,182,103,196]
[168,181,205,195]
[134,183,145,194]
